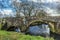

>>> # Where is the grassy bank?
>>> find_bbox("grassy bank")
[0,30,54,40]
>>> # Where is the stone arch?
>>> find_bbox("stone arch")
[26,20,55,33]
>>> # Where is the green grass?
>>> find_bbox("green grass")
[0,30,54,40]
[0,23,2,30]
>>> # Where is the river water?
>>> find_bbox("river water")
[26,24,50,37]
[26,24,60,40]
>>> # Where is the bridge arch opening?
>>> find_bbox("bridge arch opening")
[7,26,20,32]
[26,20,55,37]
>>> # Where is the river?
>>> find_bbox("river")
[26,23,50,37]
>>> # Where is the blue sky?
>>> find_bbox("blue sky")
[0,0,16,17]
[0,0,60,17]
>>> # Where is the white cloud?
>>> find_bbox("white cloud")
[50,14,60,16]
[2,9,13,15]
[44,7,60,16]
[20,12,24,16]
[30,0,60,3]
[46,0,60,3]
[0,9,15,17]
[32,0,37,2]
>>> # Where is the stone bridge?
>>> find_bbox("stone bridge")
[25,17,60,34]
[2,16,60,34]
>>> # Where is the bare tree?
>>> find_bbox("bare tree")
[56,3,60,14]
[11,0,35,17]
[11,0,21,17]
[0,12,3,18]
[36,10,47,18]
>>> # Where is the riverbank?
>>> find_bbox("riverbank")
[0,30,54,40]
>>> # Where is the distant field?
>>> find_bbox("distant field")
[0,30,54,40]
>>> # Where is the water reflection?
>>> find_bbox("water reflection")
[27,24,50,36]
